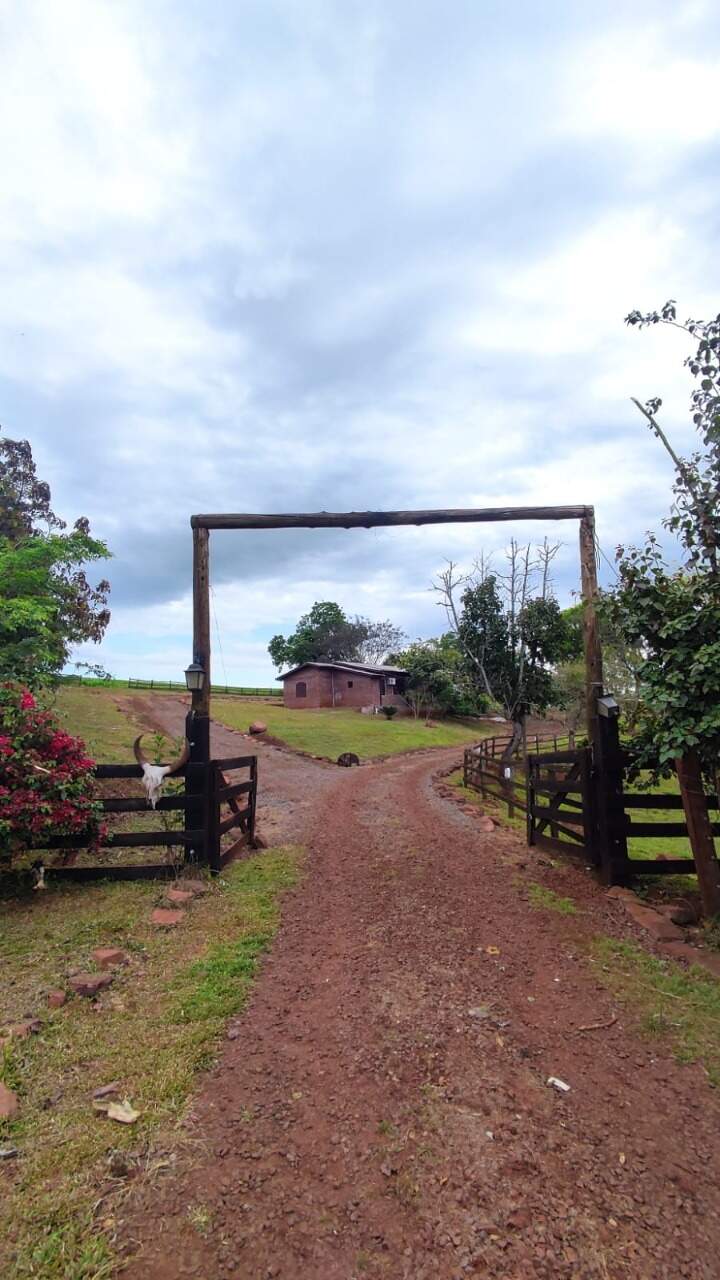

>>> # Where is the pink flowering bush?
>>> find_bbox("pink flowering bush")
[0,683,104,866]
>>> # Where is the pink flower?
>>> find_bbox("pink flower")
[20,690,36,710]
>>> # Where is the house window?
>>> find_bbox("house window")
[296,681,307,698]
[347,680,353,688]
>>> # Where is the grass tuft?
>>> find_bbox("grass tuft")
[592,936,720,1085]
[527,882,577,915]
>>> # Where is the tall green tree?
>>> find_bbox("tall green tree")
[268,601,404,670]
[390,633,484,719]
[434,539,578,754]
[0,433,111,688]
[601,301,720,915]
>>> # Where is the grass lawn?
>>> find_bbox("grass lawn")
[1,688,304,1278]
[0,850,300,1279]
[213,699,488,760]
[53,686,151,764]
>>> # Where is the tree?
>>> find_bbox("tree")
[268,602,366,669]
[356,619,407,665]
[391,634,485,719]
[434,539,577,755]
[555,604,643,733]
[268,601,404,670]
[601,300,720,915]
[0,433,111,688]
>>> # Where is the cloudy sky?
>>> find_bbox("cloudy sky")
[2,0,719,684]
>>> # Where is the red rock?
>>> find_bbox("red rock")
[665,901,700,927]
[479,816,495,833]
[248,721,267,735]
[693,950,720,978]
[623,900,684,942]
[11,1019,42,1038]
[92,947,129,967]
[47,989,67,1009]
[175,878,209,895]
[165,888,194,905]
[605,886,636,901]
[0,1083,18,1119]
[69,972,114,998]
[151,908,185,927]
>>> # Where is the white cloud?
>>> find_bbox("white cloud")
[1,1,717,684]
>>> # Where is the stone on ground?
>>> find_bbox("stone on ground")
[47,989,67,1009]
[623,899,685,942]
[11,1019,42,1038]
[175,878,209,895]
[69,973,114,998]
[92,947,129,966]
[165,888,194,905]
[248,721,267,735]
[151,908,186,927]
[0,1083,18,1120]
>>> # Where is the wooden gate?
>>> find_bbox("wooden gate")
[527,746,596,865]
[31,754,258,883]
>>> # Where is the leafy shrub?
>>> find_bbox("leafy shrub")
[0,683,103,866]
[381,705,398,719]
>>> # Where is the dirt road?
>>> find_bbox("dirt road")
[120,710,720,1279]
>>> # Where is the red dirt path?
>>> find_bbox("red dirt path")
[119,706,720,1280]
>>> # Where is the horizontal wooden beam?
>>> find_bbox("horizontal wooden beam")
[191,505,593,532]
[627,858,695,876]
[47,863,179,883]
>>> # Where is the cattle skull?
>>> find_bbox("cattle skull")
[133,735,190,808]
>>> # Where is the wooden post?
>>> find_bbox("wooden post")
[594,712,630,884]
[676,751,720,917]
[579,512,603,743]
[192,525,211,721]
[186,524,211,857]
[205,761,220,873]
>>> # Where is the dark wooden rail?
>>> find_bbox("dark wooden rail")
[30,754,258,883]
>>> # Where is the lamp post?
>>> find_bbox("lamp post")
[184,661,206,695]
[183,660,209,864]
[183,659,209,764]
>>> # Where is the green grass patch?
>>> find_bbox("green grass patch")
[52,686,146,764]
[527,882,577,915]
[213,699,488,760]
[0,848,301,1279]
[591,936,720,1086]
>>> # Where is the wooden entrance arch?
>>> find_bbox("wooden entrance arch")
[187,505,603,765]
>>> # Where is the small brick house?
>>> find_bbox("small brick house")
[279,662,408,710]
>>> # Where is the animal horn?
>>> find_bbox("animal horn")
[133,734,149,766]
[165,738,191,776]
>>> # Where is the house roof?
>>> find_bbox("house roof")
[278,660,407,681]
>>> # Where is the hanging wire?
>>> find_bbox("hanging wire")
[209,584,229,688]
[594,532,619,581]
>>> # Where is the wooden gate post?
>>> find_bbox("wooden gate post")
[676,751,720,917]
[205,761,221,873]
[185,524,212,859]
[579,512,603,742]
[593,707,630,884]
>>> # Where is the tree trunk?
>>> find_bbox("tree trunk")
[676,750,720,918]
[501,717,524,761]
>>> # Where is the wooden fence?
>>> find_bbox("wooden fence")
[127,678,282,697]
[32,755,257,882]
[463,729,720,884]
[463,732,578,818]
